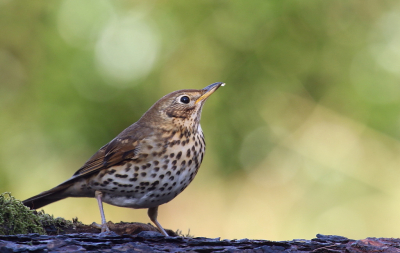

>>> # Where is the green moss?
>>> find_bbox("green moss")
[36,210,81,235]
[0,193,84,235]
[0,192,45,235]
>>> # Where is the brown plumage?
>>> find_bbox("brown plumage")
[23,82,224,236]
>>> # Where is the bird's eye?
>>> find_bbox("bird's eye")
[180,96,190,104]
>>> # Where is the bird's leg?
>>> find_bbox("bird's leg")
[148,206,168,236]
[94,190,110,232]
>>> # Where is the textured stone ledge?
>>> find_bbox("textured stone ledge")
[1,232,400,252]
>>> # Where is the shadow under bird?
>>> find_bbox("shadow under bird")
[23,82,225,236]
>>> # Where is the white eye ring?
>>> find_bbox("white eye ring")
[179,95,190,104]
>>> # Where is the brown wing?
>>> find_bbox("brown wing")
[23,123,154,209]
[72,137,139,177]
[72,122,154,178]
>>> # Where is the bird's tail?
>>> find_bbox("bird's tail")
[22,182,73,210]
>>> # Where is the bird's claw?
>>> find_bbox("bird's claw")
[91,222,111,233]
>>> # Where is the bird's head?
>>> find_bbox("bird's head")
[139,82,225,132]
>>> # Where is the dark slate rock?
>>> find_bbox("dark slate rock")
[1,232,400,252]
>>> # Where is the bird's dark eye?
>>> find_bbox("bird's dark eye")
[180,96,190,104]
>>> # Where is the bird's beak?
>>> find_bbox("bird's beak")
[195,82,225,104]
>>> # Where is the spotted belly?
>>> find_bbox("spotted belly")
[76,131,205,209]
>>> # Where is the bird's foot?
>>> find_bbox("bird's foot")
[91,222,111,233]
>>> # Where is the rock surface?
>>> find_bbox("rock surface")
[1,232,400,252]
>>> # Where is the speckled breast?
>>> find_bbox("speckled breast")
[84,128,205,209]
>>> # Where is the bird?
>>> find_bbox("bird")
[23,82,225,236]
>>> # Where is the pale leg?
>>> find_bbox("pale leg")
[148,206,168,236]
[95,190,110,232]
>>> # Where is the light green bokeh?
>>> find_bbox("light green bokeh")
[1,0,400,240]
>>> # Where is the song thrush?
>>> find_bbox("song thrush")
[23,82,224,236]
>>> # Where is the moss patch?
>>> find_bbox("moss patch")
[0,192,84,235]
[0,192,45,235]
[38,211,84,235]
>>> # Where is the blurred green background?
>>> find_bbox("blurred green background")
[1,0,400,240]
